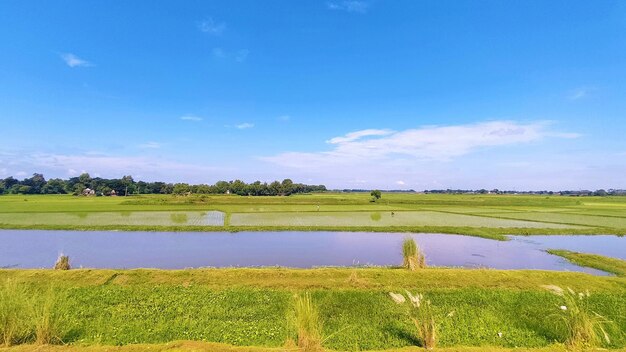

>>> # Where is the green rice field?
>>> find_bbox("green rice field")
[228,211,576,228]
[0,193,624,238]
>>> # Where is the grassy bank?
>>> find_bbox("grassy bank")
[1,268,625,350]
[3,340,624,352]
[547,250,626,277]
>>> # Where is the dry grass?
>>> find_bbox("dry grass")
[53,256,70,271]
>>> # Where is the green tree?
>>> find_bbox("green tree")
[370,189,382,202]
[172,183,191,195]
[281,178,294,195]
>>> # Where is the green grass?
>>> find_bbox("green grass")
[0,193,625,237]
[547,250,626,277]
[0,268,624,351]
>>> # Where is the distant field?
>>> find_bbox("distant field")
[0,211,225,226]
[229,211,576,228]
[0,193,624,237]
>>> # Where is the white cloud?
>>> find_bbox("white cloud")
[138,142,161,149]
[198,18,226,35]
[60,53,93,68]
[15,171,27,177]
[396,180,405,185]
[263,121,579,168]
[235,123,254,129]
[568,87,596,100]
[327,129,393,144]
[327,1,369,13]
[180,115,203,122]
[16,153,224,182]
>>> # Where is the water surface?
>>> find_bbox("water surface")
[0,230,623,275]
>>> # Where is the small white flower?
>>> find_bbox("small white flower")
[560,305,568,311]
[497,332,503,338]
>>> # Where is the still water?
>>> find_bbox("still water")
[0,230,623,275]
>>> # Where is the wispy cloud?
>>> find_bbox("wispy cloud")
[278,115,291,122]
[198,18,226,35]
[327,129,393,144]
[60,53,93,68]
[4,152,226,182]
[262,121,579,168]
[235,49,249,62]
[568,87,596,100]
[180,115,203,122]
[138,142,161,149]
[213,48,250,62]
[327,1,369,13]
[235,123,254,129]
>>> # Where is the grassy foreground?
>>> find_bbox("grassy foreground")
[3,341,625,352]
[1,268,625,351]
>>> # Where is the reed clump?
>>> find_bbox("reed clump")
[402,238,426,270]
[544,285,611,350]
[54,255,70,270]
[294,292,323,352]
[33,288,68,345]
[0,280,29,346]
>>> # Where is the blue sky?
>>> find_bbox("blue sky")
[0,0,625,190]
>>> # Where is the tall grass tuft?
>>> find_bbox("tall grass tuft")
[0,280,29,346]
[294,292,323,352]
[390,291,437,350]
[32,287,68,345]
[402,238,426,270]
[544,285,611,350]
[54,255,70,270]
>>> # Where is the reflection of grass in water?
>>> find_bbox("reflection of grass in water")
[170,213,188,224]
[72,212,88,219]
[119,211,132,217]
[370,212,382,221]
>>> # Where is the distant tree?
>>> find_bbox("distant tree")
[173,183,191,195]
[73,183,86,196]
[42,178,67,194]
[78,173,92,185]
[370,189,382,202]
[594,189,608,197]
[269,181,281,196]
[230,180,247,195]
[121,175,135,196]
[281,179,294,195]
[22,173,46,194]
[215,181,229,194]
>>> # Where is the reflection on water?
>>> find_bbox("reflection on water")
[0,230,623,274]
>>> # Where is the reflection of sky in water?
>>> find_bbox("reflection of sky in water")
[0,230,623,275]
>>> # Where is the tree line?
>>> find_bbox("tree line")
[0,173,327,196]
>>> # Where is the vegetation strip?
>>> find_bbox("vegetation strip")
[547,250,626,277]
